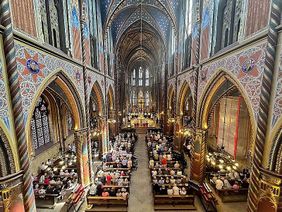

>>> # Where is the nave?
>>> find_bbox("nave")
[0,0,282,211]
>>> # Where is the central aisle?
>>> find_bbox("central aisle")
[128,133,154,212]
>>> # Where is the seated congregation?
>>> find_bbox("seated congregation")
[86,132,137,211]
[32,144,85,210]
[146,129,196,211]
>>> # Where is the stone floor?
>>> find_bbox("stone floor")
[128,133,154,212]
[37,132,247,212]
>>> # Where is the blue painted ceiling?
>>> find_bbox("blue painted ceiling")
[100,0,182,44]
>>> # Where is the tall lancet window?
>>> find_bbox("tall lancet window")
[145,91,150,106]
[31,97,51,150]
[139,67,143,86]
[132,69,136,86]
[145,68,149,86]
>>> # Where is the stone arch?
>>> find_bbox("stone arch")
[0,127,16,177]
[90,81,105,116]
[25,71,84,154]
[107,85,114,111]
[199,70,256,129]
[198,70,256,156]
[269,116,282,173]
[178,81,193,114]
[168,84,175,112]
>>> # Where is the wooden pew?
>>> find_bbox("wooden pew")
[154,194,195,211]
[86,196,128,211]
[35,193,61,209]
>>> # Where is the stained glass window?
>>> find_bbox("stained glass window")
[145,69,149,86]
[145,91,150,106]
[31,97,51,151]
[132,69,136,86]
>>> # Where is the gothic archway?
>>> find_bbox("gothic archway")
[0,128,16,177]
[26,72,83,165]
[89,81,105,158]
[198,71,256,163]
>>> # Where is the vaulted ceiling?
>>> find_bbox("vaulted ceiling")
[100,0,182,69]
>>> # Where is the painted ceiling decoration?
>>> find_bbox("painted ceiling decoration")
[100,0,181,43]
[116,21,164,66]
[114,6,166,46]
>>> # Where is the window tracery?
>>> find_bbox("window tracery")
[31,97,51,151]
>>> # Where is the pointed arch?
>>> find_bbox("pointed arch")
[268,116,282,173]
[198,70,256,131]
[107,85,114,110]
[26,71,84,153]
[0,126,16,176]
[198,70,256,155]
[168,84,175,111]
[178,80,193,114]
[90,81,105,115]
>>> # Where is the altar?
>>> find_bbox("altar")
[125,113,158,128]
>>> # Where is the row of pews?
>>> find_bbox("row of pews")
[86,131,137,211]
[33,149,85,210]
[146,129,196,211]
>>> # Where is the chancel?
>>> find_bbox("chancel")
[0,0,281,212]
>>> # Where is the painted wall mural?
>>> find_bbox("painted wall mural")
[198,42,267,120]
[15,42,85,124]
[0,59,10,129]
[271,51,282,127]
[177,70,196,102]
[87,70,105,100]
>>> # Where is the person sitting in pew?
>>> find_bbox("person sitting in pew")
[180,187,187,195]
[44,177,50,185]
[165,177,170,184]
[46,184,55,194]
[174,161,180,169]
[109,188,116,197]
[116,189,122,197]
[39,173,46,183]
[38,185,46,198]
[167,152,173,161]
[170,176,176,185]
[167,186,173,196]
[177,170,182,176]
[102,189,110,197]
[149,158,154,168]
[172,184,180,195]
[158,177,165,185]
[89,184,97,196]
[159,185,167,195]
[34,184,39,195]
[152,169,157,177]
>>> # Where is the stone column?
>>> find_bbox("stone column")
[74,128,89,186]
[247,0,282,211]
[0,1,36,210]
[191,128,207,183]
[256,168,282,211]
[79,0,92,184]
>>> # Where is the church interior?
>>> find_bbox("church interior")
[0,0,282,211]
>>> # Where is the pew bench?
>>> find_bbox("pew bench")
[154,194,195,211]
[35,193,61,209]
[86,196,128,211]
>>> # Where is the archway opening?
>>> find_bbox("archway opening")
[200,75,254,175]
[89,82,104,159]
[28,74,82,174]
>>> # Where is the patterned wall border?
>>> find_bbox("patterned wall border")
[198,41,267,121]
[15,41,85,125]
